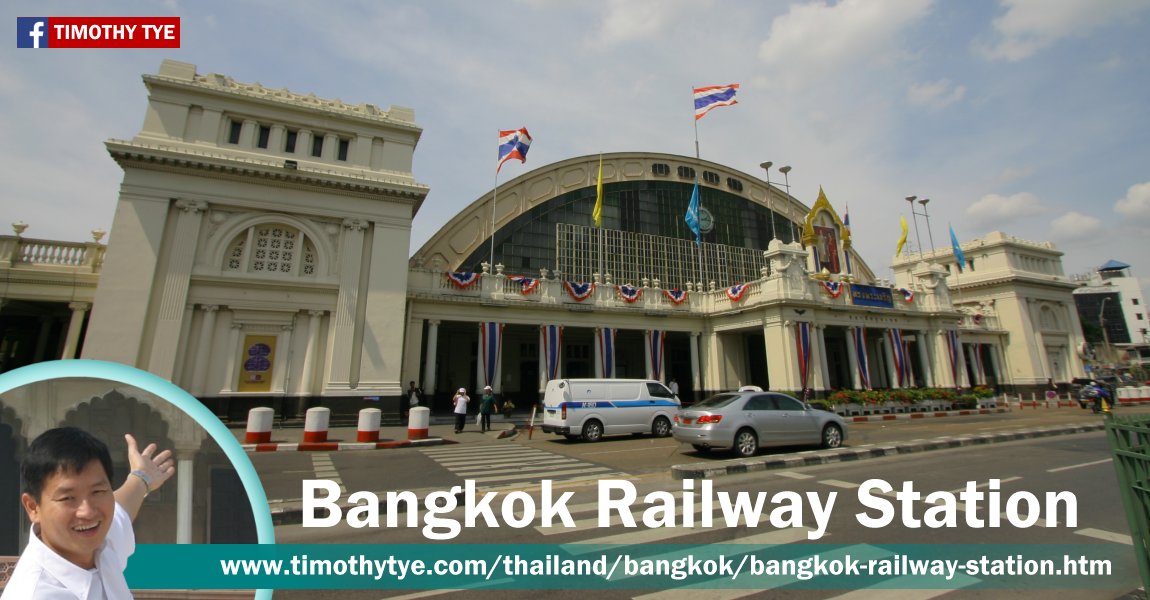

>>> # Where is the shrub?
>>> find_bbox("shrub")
[827,390,861,405]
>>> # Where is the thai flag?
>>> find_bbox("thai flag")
[795,322,812,392]
[853,327,871,390]
[497,128,532,173]
[648,330,666,381]
[542,324,563,380]
[693,84,739,120]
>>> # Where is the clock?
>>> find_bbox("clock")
[699,207,714,234]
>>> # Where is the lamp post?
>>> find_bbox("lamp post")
[919,198,936,254]
[760,161,778,240]
[905,195,923,256]
[1099,297,1113,367]
[778,166,796,240]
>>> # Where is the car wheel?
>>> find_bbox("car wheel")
[582,420,604,442]
[691,444,712,453]
[652,416,672,438]
[732,428,758,458]
[821,424,843,449]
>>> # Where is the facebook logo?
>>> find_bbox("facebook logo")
[17,17,49,48]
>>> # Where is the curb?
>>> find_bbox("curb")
[670,422,1107,480]
[845,407,1007,422]
[242,438,455,452]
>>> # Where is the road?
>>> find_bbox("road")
[263,424,1146,600]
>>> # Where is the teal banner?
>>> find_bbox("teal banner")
[126,543,1130,590]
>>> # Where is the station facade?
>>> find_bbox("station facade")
[0,61,1089,422]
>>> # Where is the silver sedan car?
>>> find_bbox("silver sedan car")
[673,391,847,457]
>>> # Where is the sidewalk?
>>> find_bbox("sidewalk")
[234,413,531,451]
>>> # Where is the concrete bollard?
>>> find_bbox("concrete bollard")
[408,406,430,440]
[358,408,382,442]
[303,407,331,443]
[244,407,275,443]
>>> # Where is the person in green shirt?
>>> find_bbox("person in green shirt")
[478,385,499,432]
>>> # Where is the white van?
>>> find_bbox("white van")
[540,379,680,442]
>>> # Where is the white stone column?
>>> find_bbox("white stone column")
[191,305,219,397]
[956,341,971,388]
[322,133,339,160]
[323,218,367,392]
[423,320,439,395]
[690,332,701,394]
[240,119,258,148]
[221,321,242,394]
[846,327,862,390]
[815,325,831,392]
[644,330,654,380]
[173,304,195,384]
[148,199,207,379]
[269,124,286,153]
[61,302,90,359]
[297,129,313,156]
[275,323,294,394]
[298,310,324,396]
[176,455,194,544]
[917,330,934,388]
[883,330,900,389]
[989,341,1005,387]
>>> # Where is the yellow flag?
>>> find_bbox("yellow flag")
[895,215,909,255]
[593,155,603,227]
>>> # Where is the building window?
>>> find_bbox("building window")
[702,171,720,185]
[652,163,670,176]
[256,125,271,149]
[223,224,317,277]
[284,130,298,153]
[726,177,743,192]
[1134,298,1141,306]
[1138,313,1144,321]
[677,166,695,179]
[311,135,324,158]
[337,138,350,161]
[227,119,242,144]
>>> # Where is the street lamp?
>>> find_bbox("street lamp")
[918,198,936,254]
[778,166,795,240]
[1099,297,1113,367]
[760,162,778,240]
[905,195,923,256]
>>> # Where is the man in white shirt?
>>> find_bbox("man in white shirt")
[2,427,176,599]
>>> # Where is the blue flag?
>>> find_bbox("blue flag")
[685,182,701,245]
[949,224,966,272]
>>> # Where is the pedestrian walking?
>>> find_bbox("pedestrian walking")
[478,385,498,432]
[452,388,470,434]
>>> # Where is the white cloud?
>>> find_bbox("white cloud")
[966,192,1045,227]
[1050,211,1102,241]
[907,79,966,110]
[758,0,933,91]
[593,0,678,46]
[1114,181,1150,222]
[978,0,1150,61]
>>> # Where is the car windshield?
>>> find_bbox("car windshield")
[690,393,741,410]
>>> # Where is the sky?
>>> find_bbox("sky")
[4,0,1150,300]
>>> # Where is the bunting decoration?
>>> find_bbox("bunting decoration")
[617,284,643,303]
[853,327,871,390]
[597,327,616,378]
[446,271,481,289]
[726,282,749,302]
[663,288,689,305]
[795,322,812,394]
[564,281,596,302]
[479,322,504,390]
[945,329,961,388]
[647,330,666,382]
[821,281,844,298]
[887,329,910,387]
[541,324,563,381]
[897,287,914,303]
[508,275,539,295]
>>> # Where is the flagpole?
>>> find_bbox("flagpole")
[691,87,703,288]
[490,167,499,269]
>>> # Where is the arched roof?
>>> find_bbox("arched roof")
[411,151,873,280]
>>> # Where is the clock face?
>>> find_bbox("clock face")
[699,207,714,233]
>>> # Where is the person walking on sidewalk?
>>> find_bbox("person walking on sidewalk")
[478,386,499,433]
[452,388,470,434]
[405,381,423,418]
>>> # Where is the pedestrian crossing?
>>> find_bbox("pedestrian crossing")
[377,469,1136,600]
[419,444,627,489]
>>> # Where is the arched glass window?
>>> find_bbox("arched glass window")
[223,223,317,277]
